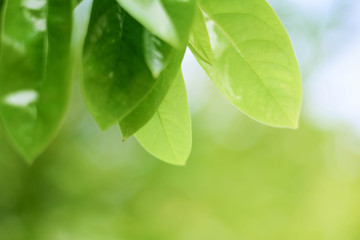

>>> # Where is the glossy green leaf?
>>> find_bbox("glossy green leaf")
[0,0,4,46]
[116,0,196,49]
[120,49,185,140]
[0,0,73,162]
[83,0,156,129]
[143,29,173,78]
[71,0,93,63]
[188,3,213,65]
[0,0,4,56]
[135,71,192,165]
[71,0,93,86]
[197,0,302,128]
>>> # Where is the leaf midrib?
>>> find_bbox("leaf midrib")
[156,110,179,162]
[203,10,295,126]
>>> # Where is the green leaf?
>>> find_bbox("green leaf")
[82,0,157,129]
[0,0,4,42]
[120,49,185,140]
[143,29,173,79]
[116,0,196,49]
[0,0,4,54]
[197,0,302,128]
[188,4,213,65]
[0,0,73,162]
[71,0,93,86]
[135,71,192,166]
[71,0,93,63]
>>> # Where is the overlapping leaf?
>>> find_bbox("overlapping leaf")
[116,0,195,49]
[82,0,157,129]
[118,2,189,140]
[135,72,192,165]
[0,0,73,162]
[71,0,93,65]
[188,4,213,65]
[195,0,302,128]
[0,0,302,165]
[143,30,173,78]
[120,48,185,140]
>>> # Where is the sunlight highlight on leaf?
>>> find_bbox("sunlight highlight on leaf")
[0,0,73,161]
[198,0,302,128]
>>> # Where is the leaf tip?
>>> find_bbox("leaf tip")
[23,155,36,165]
[150,69,161,79]
[119,127,131,142]
[95,119,114,132]
[122,136,128,142]
[16,147,38,165]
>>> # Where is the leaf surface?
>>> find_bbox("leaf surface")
[116,0,195,49]
[188,4,213,65]
[71,0,93,63]
[143,29,173,78]
[0,0,4,49]
[120,49,185,140]
[135,72,192,165]
[83,0,156,129]
[198,0,302,128]
[0,0,73,161]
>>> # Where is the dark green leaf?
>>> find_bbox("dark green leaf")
[120,49,185,140]
[0,0,4,43]
[116,0,196,49]
[0,0,4,54]
[0,0,73,162]
[198,0,302,128]
[135,71,192,165]
[83,0,156,129]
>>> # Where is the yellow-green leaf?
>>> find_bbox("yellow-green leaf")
[198,0,302,128]
[120,49,185,140]
[135,71,192,165]
[188,3,213,65]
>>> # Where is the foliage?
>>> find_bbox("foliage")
[0,0,301,165]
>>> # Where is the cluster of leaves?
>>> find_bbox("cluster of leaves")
[0,0,301,165]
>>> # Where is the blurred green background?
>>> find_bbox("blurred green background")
[1,0,360,239]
